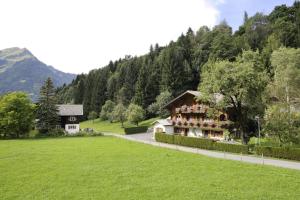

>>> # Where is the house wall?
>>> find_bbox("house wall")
[153,123,174,134]
[65,124,80,134]
[187,128,203,137]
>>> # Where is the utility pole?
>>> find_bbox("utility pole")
[255,116,261,146]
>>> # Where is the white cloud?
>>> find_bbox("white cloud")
[0,0,220,73]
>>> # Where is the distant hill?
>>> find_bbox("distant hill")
[0,47,76,101]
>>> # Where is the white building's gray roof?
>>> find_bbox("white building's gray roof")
[152,119,173,126]
[57,104,83,116]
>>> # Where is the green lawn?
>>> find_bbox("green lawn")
[80,117,159,134]
[1,137,300,200]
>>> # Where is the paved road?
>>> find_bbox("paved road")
[104,132,300,171]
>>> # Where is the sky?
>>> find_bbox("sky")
[0,0,295,74]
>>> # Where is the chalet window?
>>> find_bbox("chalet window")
[69,116,77,122]
[67,125,77,130]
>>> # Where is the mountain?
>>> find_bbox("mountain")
[0,47,76,101]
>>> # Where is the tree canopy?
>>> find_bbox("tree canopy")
[198,51,268,143]
[126,104,145,126]
[0,92,35,138]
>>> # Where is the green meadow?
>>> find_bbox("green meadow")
[1,137,300,200]
[80,117,158,134]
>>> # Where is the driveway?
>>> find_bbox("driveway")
[105,132,300,171]
[125,132,154,142]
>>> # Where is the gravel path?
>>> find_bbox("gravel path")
[104,132,300,171]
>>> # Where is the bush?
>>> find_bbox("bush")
[174,135,214,150]
[155,133,249,154]
[35,128,65,138]
[255,146,300,161]
[48,128,65,137]
[124,126,148,135]
[155,132,174,144]
[65,131,104,137]
[214,142,249,154]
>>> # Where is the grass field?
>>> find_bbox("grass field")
[80,117,159,134]
[1,137,300,200]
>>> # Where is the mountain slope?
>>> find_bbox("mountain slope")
[0,47,76,101]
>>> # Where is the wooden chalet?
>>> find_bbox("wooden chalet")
[163,90,229,140]
[57,104,83,134]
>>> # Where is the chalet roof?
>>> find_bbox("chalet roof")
[57,104,83,116]
[164,90,223,108]
[152,119,173,126]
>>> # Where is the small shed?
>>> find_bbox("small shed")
[152,119,174,137]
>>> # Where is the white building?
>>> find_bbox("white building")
[152,119,174,138]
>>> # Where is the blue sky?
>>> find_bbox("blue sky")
[216,0,296,31]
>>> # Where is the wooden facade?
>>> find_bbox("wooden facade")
[165,91,229,140]
[59,116,81,129]
[57,105,83,134]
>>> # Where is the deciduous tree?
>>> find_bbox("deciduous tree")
[112,103,127,127]
[0,92,35,138]
[100,100,115,122]
[199,51,268,144]
[126,104,145,126]
[88,111,98,123]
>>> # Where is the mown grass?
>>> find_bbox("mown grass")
[80,117,159,134]
[1,137,300,200]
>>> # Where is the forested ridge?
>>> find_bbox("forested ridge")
[56,2,300,119]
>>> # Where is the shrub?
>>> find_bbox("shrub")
[214,142,249,154]
[35,128,65,138]
[255,146,300,161]
[155,132,174,144]
[48,128,65,137]
[155,133,249,154]
[65,131,104,137]
[124,126,148,135]
[174,135,214,150]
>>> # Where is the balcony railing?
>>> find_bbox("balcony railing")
[172,118,228,130]
[175,104,208,114]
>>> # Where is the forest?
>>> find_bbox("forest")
[56,2,300,122]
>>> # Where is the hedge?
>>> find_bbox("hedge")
[255,146,300,161]
[174,135,214,150]
[124,126,148,135]
[155,132,174,144]
[155,132,248,154]
[214,142,248,154]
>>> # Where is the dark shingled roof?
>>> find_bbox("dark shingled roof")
[164,90,223,108]
[57,104,83,116]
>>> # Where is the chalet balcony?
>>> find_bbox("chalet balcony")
[173,118,227,130]
[175,104,208,114]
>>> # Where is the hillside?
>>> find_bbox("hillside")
[56,2,300,118]
[0,47,75,101]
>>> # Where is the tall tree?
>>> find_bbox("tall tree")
[112,103,127,127]
[147,91,172,118]
[100,100,116,122]
[36,77,59,134]
[264,48,300,145]
[199,51,268,144]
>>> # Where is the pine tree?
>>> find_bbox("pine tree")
[36,77,59,134]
